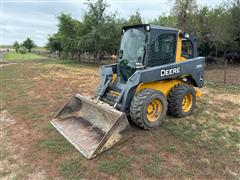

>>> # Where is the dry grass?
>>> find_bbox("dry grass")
[1,60,240,179]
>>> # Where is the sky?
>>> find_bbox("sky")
[1,0,224,46]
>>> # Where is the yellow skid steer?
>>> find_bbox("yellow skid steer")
[51,24,205,159]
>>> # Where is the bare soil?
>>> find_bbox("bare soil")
[205,64,240,85]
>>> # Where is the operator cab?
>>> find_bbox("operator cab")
[117,24,197,83]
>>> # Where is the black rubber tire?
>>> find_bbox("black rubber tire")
[130,89,168,130]
[167,84,196,118]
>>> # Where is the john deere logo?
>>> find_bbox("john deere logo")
[161,67,181,77]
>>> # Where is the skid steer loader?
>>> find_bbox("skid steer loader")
[51,24,205,159]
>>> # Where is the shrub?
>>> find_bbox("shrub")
[19,46,27,54]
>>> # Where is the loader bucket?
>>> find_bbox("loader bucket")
[51,94,131,159]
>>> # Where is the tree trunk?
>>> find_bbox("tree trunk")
[88,53,90,62]
[224,59,227,84]
[78,52,81,62]
[93,54,96,63]
[215,43,218,57]
[71,52,75,60]
[97,52,101,66]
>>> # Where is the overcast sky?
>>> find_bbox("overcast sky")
[2,0,224,46]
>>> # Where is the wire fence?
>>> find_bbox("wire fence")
[205,63,240,85]
[34,50,240,85]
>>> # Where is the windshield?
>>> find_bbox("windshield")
[119,29,146,68]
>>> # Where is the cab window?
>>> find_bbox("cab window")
[182,39,193,59]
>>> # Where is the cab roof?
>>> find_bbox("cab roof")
[123,24,179,32]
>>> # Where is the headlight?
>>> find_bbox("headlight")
[145,25,151,31]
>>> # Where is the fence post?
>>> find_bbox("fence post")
[224,59,227,84]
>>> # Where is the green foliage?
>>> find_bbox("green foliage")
[82,0,122,63]
[13,41,20,52]
[172,0,197,32]
[169,0,240,56]
[46,33,63,57]
[126,9,143,26]
[47,0,144,63]
[228,0,240,50]
[0,147,9,160]
[47,0,239,62]
[166,145,177,153]
[19,46,27,54]
[132,146,147,154]
[144,154,165,177]
[150,14,177,27]
[4,52,46,61]
[38,137,72,154]
[98,157,133,175]
[22,37,35,52]
[59,157,85,179]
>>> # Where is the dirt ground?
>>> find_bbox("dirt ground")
[1,60,240,179]
[205,64,240,85]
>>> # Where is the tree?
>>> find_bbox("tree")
[190,6,213,56]
[150,14,177,27]
[171,0,197,32]
[82,0,118,64]
[46,0,239,63]
[13,41,20,53]
[22,38,35,52]
[208,6,230,56]
[57,13,79,59]
[46,33,63,58]
[126,10,143,26]
[227,0,240,51]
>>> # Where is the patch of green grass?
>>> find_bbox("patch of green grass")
[14,104,33,116]
[38,137,72,154]
[162,120,201,143]
[59,157,85,180]
[235,159,240,166]
[98,156,133,175]
[42,123,55,132]
[228,130,240,143]
[0,170,11,177]
[163,99,239,156]
[225,169,239,180]
[7,157,17,164]
[166,145,177,153]
[29,112,44,120]
[205,127,240,153]
[144,154,165,178]
[32,47,47,51]
[0,148,9,160]
[170,165,193,178]
[11,176,17,180]
[132,146,147,154]
[11,103,43,120]
[205,80,240,94]
[40,59,98,70]
[1,65,33,98]
[1,64,20,80]
[4,52,47,61]
[232,117,240,126]
[194,158,211,168]
[1,65,44,121]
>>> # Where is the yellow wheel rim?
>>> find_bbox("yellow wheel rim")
[182,94,193,112]
[147,99,162,122]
